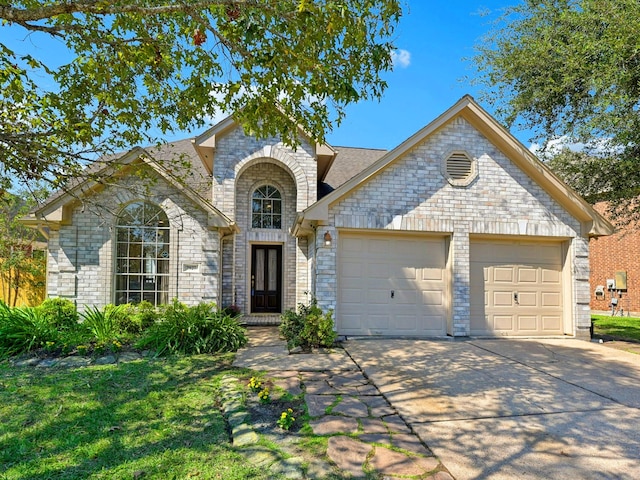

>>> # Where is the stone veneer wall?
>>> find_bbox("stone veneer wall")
[315,117,590,337]
[46,171,220,308]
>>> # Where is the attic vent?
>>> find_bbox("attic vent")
[447,153,472,179]
[441,150,478,187]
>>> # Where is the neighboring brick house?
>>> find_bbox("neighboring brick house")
[22,96,613,339]
[589,203,640,315]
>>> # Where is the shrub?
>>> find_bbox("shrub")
[38,298,78,330]
[134,300,159,330]
[80,305,126,343]
[136,300,248,356]
[105,303,139,334]
[0,301,58,358]
[279,298,336,350]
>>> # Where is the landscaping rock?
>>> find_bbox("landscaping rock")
[309,415,359,435]
[331,396,369,417]
[14,357,42,367]
[391,433,432,456]
[56,356,91,368]
[383,414,412,434]
[359,417,389,435]
[305,394,335,417]
[35,359,58,368]
[368,445,439,477]
[242,446,280,467]
[117,352,142,363]
[326,436,371,478]
[232,424,259,447]
[269,456,305,479]
[94,355,116,365]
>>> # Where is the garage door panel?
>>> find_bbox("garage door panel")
[368,239,388,254]
[367,289,390,304]
[341,288,362,303]
[493,291,513,307]
[471,241,564,336]
[394,316,417,331]
[518,316,538,331]
[494,315,514,330]
[541,268,561,284]
[368,263,390,278]
[422,290,443,306]
[541,292,561,307]
[341,261,362,278]
[422,268,444,281]
[518,268,537,283]
[369,315,390,330]
[338,233,448,336]
[542,315,562,331]
[494,267,514,283]
[518,291,537,307]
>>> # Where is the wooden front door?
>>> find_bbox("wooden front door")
[251,245,282,313]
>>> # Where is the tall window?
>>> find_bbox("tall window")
[115,202,169,306]
[252,185,282,229]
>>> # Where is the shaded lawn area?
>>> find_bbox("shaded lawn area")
[0,355,271,480]
[592,314,640,342]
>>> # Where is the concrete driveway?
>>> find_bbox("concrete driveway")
[344,338,640,479]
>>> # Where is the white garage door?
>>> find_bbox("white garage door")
[470,241,565,336]
[338,233,448,336]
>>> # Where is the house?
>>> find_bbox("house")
[589,202,639,316]
[21,96,613,339]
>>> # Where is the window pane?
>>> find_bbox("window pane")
[255,249,265,290]
[251,185,282,230]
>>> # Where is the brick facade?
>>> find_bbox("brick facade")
[37,98,605,338]
[46,170,219,309]
[589,203,640,315]
[212,126,316,321]
[314,117,590,337]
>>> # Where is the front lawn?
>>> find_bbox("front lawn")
[0,355,272,480]
[592,314,640,342]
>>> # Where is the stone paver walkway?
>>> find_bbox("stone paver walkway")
[232,327,453,479]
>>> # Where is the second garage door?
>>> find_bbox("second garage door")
[470,240,565,336]
[338,232,448,336]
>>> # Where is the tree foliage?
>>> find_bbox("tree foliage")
[1,0,402,191]
[474,0,640,206]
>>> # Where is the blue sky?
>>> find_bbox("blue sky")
[326,1,531,150]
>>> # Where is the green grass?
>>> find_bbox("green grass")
[592,314,640,342]
[0,355,275,480]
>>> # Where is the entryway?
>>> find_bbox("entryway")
[250,244,282,314]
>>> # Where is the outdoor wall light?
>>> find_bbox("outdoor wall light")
[324,231,332,246]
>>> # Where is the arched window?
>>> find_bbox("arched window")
[115,202,169,306]
[251,185,282,229]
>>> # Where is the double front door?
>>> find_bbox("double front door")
[251,244,282,313]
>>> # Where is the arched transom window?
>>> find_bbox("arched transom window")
[252,185,282,229]
[115,202,169,306]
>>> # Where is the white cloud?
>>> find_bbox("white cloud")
[391,49,411,68]
[529,135,618,159]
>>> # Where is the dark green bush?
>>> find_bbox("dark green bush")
[0,301,59,358]
[136,300,248,356]
[134,300,159,330]
[105,303,140,334]
[38,298,78,330]
[279,298,336,350]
